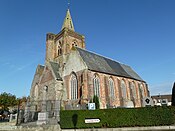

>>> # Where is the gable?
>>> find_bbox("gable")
[30,65,44,97]
[31,65,44,88]
[40,67,54,84]
[64,49,87,76]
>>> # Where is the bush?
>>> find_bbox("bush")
[60,106,175,129]
[93,95,100,109]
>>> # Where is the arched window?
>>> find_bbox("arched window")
[58,41,62,56]
[93,75,100,97]
[139,84,145,99]
[121,80,127,99]
[109,78,115,98]
[58,46,62,56]
[130,82,137,99]
[70,73,78,100]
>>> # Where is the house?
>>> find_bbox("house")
[151,94,172,106]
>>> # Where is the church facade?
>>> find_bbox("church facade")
[30,9,149,112]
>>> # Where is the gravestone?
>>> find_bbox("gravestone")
[73,104,81,110]
[161,99,168,106]
[24,100,30,122]
[126,101,134,108]
[54,100,60,121]
[81,104,87,110]
[142,97,153,107]
[65,104,72,110]
[46,101,52,117]
[55,84,63,122]
[37,86,48,125]
[18,110,24,124]
[9,113,17,122]
[37,112,48,125]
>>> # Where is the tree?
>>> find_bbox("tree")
[172,82,175,106]
[93,95,100,109]
[0,92,17,110]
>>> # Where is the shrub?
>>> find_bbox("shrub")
[60,106,175,129]
[93,95,100,109]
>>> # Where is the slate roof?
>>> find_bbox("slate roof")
[76,47,144,82]
[49,61,62,80]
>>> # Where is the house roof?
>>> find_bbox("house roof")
[151,94,172,102]
[75,47,144,82]
[49,61,62,80]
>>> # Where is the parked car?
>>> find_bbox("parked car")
[0,109,10,121]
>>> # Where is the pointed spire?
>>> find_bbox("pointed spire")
[61,9,75,31]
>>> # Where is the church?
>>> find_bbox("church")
[30,8,149,112]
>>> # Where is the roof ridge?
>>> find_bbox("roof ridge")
[75,47,125,65]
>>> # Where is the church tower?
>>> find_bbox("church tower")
[45,9,85,68]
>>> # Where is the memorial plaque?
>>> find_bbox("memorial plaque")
[37,112,48,125]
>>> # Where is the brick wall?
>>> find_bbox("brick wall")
[63,69,148,109]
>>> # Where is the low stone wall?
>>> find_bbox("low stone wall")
[1,125,175,131]
[62,126,175,131]
[0,124,61,131]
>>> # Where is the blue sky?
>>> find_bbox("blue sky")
[0,0,175,98]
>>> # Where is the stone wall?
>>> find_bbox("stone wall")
[0,124,61,131]
[1,125,175,131]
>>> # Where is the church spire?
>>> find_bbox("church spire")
[61,9,75,31]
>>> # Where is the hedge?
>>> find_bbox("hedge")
[60,106,175,129]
